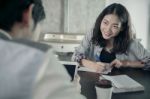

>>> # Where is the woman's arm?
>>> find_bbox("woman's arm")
[111,59,145,68]
[81,59,109,72]
[112,40,150,68]
[125,60,145,68]
[129,40,150,68]
[72,30,93,62]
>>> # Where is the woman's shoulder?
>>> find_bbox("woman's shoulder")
[128,39,144,51]
[85,29,94,38]
[129,39,142,46]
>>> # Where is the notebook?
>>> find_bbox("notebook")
[101,75,144,93]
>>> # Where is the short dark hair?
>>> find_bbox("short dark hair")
[0,0,45,32]
[91,3,132,53]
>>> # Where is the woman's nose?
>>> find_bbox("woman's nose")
[105,25,112,32]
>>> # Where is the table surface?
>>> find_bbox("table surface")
[78,67,150,99]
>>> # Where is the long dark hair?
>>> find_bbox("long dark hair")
[91,3,132,53]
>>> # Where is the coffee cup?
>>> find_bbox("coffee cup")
[95,79,113,99]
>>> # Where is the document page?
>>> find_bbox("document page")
[78,66,112,74]
[101,75,144,93]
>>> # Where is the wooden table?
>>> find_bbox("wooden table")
[78,68,150,99]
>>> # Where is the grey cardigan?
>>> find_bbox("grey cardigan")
[72,31,150,68]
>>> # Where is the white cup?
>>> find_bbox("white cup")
[95,79,113,99]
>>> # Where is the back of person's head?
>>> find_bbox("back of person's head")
[0,0,45,32]
[92,3,132,53]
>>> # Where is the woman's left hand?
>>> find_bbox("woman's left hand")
[110,59,129,68]
[110,59,145,68]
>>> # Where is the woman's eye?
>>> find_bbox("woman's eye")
[113,26,119,29]
[103,21,108,25]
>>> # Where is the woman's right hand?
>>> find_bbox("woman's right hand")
[81,59,110,73]
[95,62,110,72]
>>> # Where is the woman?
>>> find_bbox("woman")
[72,3,150,73]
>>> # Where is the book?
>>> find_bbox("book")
[101,75,144,93]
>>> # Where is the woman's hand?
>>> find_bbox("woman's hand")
[110,59,145,68]
[81,59,110,73]
[92,62,105,73]
[95,62,109,72]
[110,59,125,68]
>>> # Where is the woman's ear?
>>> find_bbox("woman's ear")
[22,4,34,26]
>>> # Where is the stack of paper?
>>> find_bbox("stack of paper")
[101,75,144,93]
[78,66,112,74]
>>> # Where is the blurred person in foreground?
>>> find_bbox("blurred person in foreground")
[0,0,85,99]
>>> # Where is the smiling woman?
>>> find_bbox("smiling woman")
[72,3,150,73]
[100,14,122,40]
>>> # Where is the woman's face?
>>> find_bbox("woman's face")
[100,14,122,40]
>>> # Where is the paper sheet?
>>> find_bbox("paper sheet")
[78,66,112,74]
[101,75,144,93]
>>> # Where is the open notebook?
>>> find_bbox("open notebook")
[101,75,144,93]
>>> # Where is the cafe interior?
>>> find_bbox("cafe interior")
[37,0,150,99]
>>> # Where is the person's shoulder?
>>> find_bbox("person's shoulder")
[0,39,45,99]
[0,39,45,55]
[127,39,144,51]
[86,29,93,37]
[11,39,52,53]
[0,39,46,66]
[129,39,142,47]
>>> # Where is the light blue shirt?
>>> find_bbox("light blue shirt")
[0,30,86,99]
[0,39,45,99]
